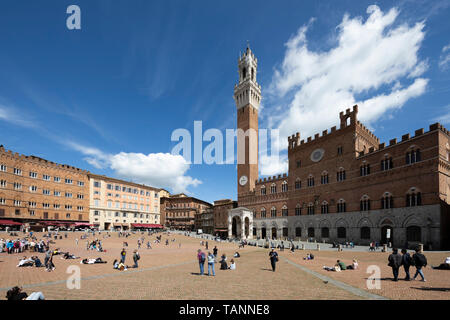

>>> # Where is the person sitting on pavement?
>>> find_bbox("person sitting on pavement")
[220,254,228,270]
[228,259,236,270]
[346,259,358,270]
[303,253,314,260]
[233,251,240,258]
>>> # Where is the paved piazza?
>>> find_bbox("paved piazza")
[0,232,449,300]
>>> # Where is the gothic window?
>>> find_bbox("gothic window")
[270,184,277,194]
[260,185,266,195]
[360,163,370,176]
[381,156,393,171]
[406,189,422,207]
[406,226,421,242]
[295,204,301,216]
[295,227,302,237]
[307,203,314,215]
[295,179,301,190]
[296,160,301,168]
[337,146,343,155]
[321,172,329,184]
[381,192,394,209]
[281,205,288,216]
[337,199,346,213]
[337,168,346,182]
[321,227,329,238]
[337,227,347,239]
[321,201,329,214]
[307,175,314,187]
[406,148,421,165]
[360,195,371,211]
[281,181,288,192]
[242,67,247,80]
[270,207,277,218]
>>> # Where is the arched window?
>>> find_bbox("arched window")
[321,171,329,184]
[321,227,329,238]
[295,227,302,237]
[270,207,277,218]
[337,199,346,213]
[321,201,329,214]
[406,189,422,207]
[381,155,393,171]
[307,203,315,215]
[360,227,371,239]
[360,163,370,176]
[295,178,301,190]
[337,227,347,239]
[406,148,421,165]
[406,226,421,242]
[337,167,346,182]
[307,175,314,187]
[360,195,371,211]
[295,204,301,216]
[381,192,394,209]
[270,183,277,194]
[281,181,288,192]
[260,185,266,195]
[242,67,247,80]
[260,207,266,218]
[281,205,288,216]
[307,227,315,238]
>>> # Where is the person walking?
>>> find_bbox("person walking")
[213,246,218,257]
[412,247,427,282]
[132,250,140,268]
[197,249,206,275]
[205,241,209,250]
[401,248,413,281]
[269,248,279,272]
[388,248,403,281]
[207,252,216,276]
[120,248,127,264]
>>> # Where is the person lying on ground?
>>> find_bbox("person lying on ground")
[17,256,34,267]
[5,286,45,300]
[81,257,108,264]
[61,252,79,259]
[432,257,450,270]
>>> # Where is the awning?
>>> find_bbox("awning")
[72,222,92,227]
[40,221,72,226]
[0,219,23,226]
[131,223,163,229]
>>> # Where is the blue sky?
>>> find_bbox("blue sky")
[0,0,449,203]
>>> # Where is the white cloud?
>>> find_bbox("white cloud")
[0,104,38,129]
[439,44,450,71]
[261,5,428,176]
[68,142,201,194]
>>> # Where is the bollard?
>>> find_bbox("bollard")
[338,244,342,252]
[317,244,320,251]
[382,244,387,252]
[301,244,305,250]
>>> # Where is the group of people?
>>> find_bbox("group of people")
[197,246,235,276]
[388,247,428,281]
[323,259,358,271]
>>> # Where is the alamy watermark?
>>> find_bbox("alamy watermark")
[171,121,280,165]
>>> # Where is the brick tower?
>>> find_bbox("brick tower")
[234,45,261,196]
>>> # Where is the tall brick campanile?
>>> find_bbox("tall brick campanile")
[234,45,261,196]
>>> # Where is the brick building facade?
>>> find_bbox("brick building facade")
[161,194,212,231]
[0,145,89,230]
[232,47,450,249]
[213,199,238,237]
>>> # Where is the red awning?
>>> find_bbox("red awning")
[131,223,163,229]
[0,219,23,226]
[40,221,73,226]
[72,222,92,227]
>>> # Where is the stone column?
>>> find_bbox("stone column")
[241,220,246,240]
[227,215,232,239]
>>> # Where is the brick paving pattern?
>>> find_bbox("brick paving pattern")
[0,232,449,300]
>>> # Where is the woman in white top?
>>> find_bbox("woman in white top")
[229,259,236,270]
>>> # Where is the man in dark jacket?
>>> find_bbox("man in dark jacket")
[269,249,279,272]
[401,248,412,280]
[412,247,427,282]
[388,248,403,281]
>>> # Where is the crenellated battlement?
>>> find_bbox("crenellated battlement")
[288,105,362,151]
[358,122,449,158]
[355,121,380,142]
[0,144,89,174]
[255,173,288,185]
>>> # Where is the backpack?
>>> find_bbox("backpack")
[416,253,427,266]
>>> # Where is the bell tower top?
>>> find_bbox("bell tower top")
[234,45,261,110]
